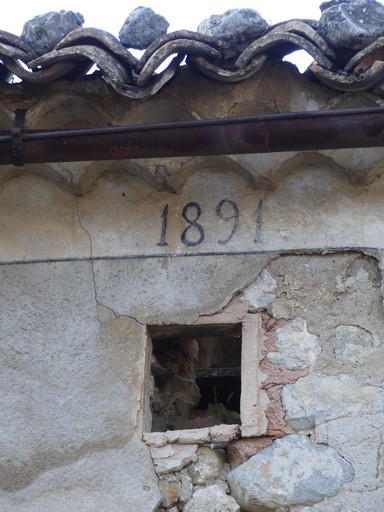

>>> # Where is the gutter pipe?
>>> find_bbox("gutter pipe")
[1,107,384,166]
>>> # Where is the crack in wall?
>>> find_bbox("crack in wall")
[74,194,98,309]
[73,195,133,391]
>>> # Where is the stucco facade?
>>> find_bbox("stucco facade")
[1,4,384,510]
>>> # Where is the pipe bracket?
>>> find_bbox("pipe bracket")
[11,110,26,166]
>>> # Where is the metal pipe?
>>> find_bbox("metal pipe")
[1,107,384,165]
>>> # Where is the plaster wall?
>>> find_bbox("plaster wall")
[0,63,384,511]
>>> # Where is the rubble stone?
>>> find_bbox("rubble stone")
[183,485,240,512]
[153,444,198,475]
[227,435,353,510]
[334,324,373,361]
[267,318,321,370]
[188,447,225,485]
[119,6,169,50]
[178,470,193,504]
[197,9,268,59]
[21,10,84,56]
[241,269,277,312]
[318,0,384,50]
[159,475,181,508]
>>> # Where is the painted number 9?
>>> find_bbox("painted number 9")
[216,199,239,244]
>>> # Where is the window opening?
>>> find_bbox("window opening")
[149,323,242,432]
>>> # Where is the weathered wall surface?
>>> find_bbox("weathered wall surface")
[0,62,384,511]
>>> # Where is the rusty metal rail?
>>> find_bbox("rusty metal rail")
[1,107,384,166]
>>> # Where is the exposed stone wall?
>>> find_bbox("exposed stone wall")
[0,62,384,511]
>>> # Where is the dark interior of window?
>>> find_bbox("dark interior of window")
[149,323,242,432]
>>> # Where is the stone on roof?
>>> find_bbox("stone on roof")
[1,1,384,98]
[318,0,384,50]
[21,10,84,56]
[118,6,169,50]
[197,9,268,59]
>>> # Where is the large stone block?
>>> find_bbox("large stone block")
[282,374,384,429]
[228,435,353,510]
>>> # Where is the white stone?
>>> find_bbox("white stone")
[334,324,373,361]
[267,318,320,370]
[165,428,211,444]
[188,447,225,485]
[183,485,240,512]
[282,374,384,430]
[150,444,175,459]
[242,269,277,311]
[227,435,353,510]
[142,432,167,447]
[209,424,241,442]
[153,444,198,475]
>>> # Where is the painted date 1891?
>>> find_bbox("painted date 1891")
[157,199,263,247]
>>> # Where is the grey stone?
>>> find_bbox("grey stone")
[21,10,84,56]
[318,0,384,50]
[178,469,193,504]
[315,414,384,491]
[119,7,169,50]
[267,318,320,370]
[183,485,240,512]
[197,9,268,59]
[290,487,384,511]
[334,324,373,361]
[227,435,353,510]
[241,269,277,311]
[282,374,384,430]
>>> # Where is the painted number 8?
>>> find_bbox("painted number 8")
[181,202,205,246]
